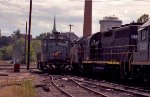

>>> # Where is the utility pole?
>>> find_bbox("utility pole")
[27,0,32,70]
[24,22,27,65]
[0,29,1,37]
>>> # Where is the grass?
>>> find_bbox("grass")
[0,80,37,97]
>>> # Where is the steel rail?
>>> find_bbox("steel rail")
[71,78,149,97]
[49,75,74,97]
[69,78,108,97]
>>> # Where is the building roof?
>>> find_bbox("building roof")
[100,16,122,23]
[60,32,79,41]
[141,20,150,28]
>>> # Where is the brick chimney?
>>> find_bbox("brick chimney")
[83,0,92,38]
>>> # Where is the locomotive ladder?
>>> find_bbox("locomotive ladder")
[120,49,130,78]
[120,51,125,78]
[128,46,136,78]
[120,45,136,78]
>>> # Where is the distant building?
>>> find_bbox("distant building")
[99,16,122,32]
[60,32,79,42]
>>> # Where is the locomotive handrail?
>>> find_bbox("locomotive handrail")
[129,46,136,72]
[95,45,137,49]
[100,51,136,55]
[120,51,125,77]
[124,50,130,66]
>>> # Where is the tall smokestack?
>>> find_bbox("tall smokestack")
[83,0,92,38]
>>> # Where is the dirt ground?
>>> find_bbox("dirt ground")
[0,67,37,97]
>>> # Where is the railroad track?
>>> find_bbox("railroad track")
[49,75,108,97]
[0,64,13,69]
[70,77,150,97]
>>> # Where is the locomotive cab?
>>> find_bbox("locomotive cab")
[132,20,150,82]
[133,21,150,61]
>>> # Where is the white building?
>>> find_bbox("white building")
[99,16,122,32]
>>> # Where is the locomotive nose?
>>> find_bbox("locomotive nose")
[53,51,62,59]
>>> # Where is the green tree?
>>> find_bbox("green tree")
[137,14,149,23]
[0,46,13,60]
[13,39,42,63]
[36,33,47,40]
[5,45,13,60]
[29,40,42,61]
[12,29,21,39]
[31,40,42,53]
[0,36,12,46]
[30,44,36,61]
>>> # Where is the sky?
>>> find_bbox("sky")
[0,0,150,38]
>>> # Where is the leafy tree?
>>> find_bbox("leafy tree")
[0,36,12,47]
[36,33,47,40]
[30,40,42,62]
[137,14,149,23]
[5,45,13,59]
[0,46,13,60]
[30,44,36,61]
[12,29,21,39]
[13,38,42,63]
[31,40,42,53]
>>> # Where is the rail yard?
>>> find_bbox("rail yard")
[0,64,150,97]
[1,0,150,97]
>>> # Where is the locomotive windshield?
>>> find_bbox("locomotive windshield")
[48,39,67,44]
[44,35,68,44]
[142,28,148,40]
[139,28,148,41]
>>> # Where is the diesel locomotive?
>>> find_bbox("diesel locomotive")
[71,21,150,82]
[37,32,71,73]
[37,20,150,82]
